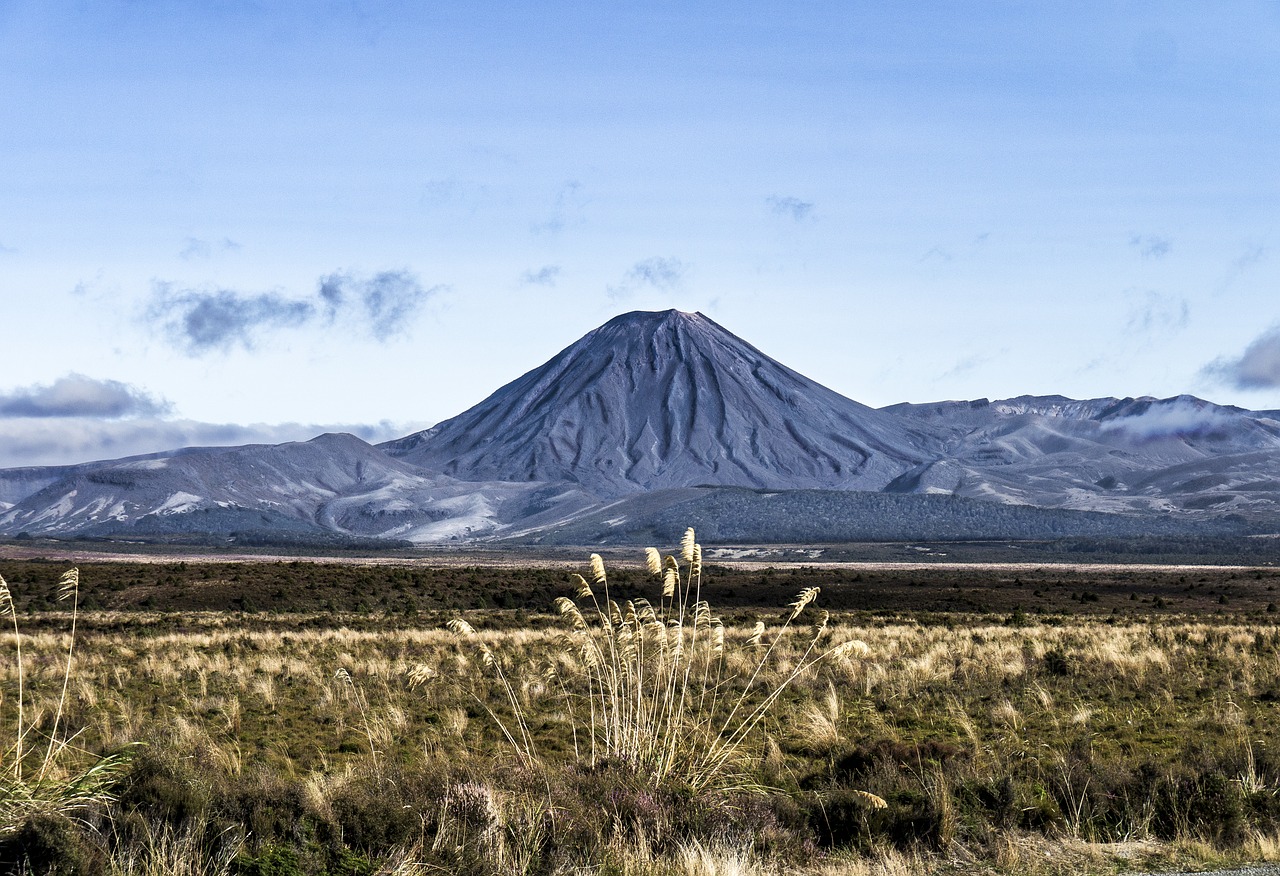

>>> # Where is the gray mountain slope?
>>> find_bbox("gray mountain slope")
[1,311,1278,545]
[382,310,936,495]
[0,453,181,507]
[884,395,1280,518]
[0,433,598,542]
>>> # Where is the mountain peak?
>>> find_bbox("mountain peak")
[608,308,701,324]
[592,308,718,340]
[382,311,929,495]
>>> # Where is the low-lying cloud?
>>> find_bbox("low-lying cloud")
[1203,327,1280,390]
[0,374,171,419]
[149,269,441,355]
[1100,398,1234,441]
[0,417,429,469]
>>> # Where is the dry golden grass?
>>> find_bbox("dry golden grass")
[7,567,1280,874]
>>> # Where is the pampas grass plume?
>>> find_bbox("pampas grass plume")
[681,528,696,563]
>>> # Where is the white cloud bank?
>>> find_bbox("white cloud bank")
[0,374,426,467]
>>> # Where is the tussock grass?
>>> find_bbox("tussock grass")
[451,529,879,795]
[0,569,133,840]
[6,552,1280,873]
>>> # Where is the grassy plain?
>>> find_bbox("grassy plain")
[3,546,1280,874]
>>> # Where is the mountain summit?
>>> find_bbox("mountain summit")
[382,309,932,495]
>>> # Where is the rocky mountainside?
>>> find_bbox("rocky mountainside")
[382,310,937,495]
[884,395,1280,517]
[0,433,597,542]
[0,310,1277,545]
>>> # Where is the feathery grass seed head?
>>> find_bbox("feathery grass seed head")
[555,597,587,630]
[663,564,677,599]
[406,664,438,687]
[590,553,607,586]
[789,587,820,621]
[681,528,696,563]
[645,547,662,576]
[447,619,477,636]
[57,567,79,602]
[853,790,888,810]
[828,640,872,660]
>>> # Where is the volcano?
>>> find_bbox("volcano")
[0,310,1276,546]
[381,310,936,496]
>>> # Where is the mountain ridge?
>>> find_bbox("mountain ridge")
[0,310,1277,544]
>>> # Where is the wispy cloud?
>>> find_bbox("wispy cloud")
[1124,290,1189,334]
[919,232,991,264]
[628,257,686,289]
[0,241,16,255]
[148,286,315,354]
[1203,326,1280,390]
[607,257,689,300]
[939,350,1003,380]
[148,269,442,355]
[179,237,242,260]
[521,265,561,286]
[1128,234,1172,259]
[418,178,492,213]
[317,270,438,340]
[1222,243,1267,290]
[0,374,171,419]
[766,195,814,221]
[532,180,587,235]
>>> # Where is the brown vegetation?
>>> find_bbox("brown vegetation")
[3,542,1280,873]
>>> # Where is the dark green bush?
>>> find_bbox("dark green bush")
[0,812,104,876]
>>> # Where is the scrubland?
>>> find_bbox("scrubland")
[3,541,1280,874]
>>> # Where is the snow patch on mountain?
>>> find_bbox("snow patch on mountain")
[155,491,205,515]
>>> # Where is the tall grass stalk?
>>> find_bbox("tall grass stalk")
[446,618,538,766]
[0,574,24,779]
[0,568,133,836]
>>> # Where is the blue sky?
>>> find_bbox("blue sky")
[1,2,1279,466]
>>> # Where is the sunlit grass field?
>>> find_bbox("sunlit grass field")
[4,542,1280,874]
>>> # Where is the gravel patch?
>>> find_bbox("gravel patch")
[1138,867,1280,876]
